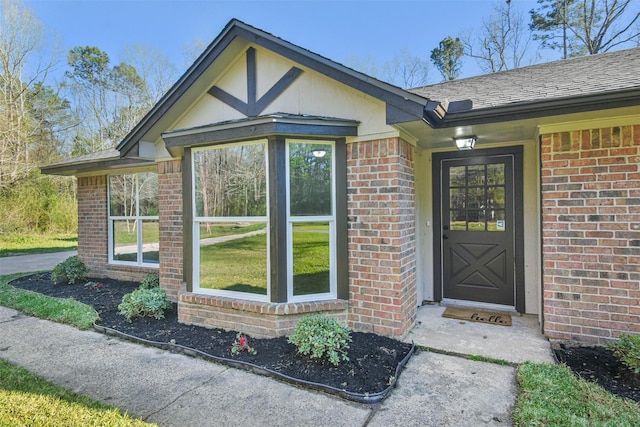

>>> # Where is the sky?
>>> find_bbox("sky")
[24,0,554,85]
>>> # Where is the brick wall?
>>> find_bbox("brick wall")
[347,137,418,336]
[77,175,156,282]
[158,160,184,301]
[77,176,108,276]
[541,124,640,344]
[179,293,348,338]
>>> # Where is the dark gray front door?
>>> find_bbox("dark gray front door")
[433,148,524,310]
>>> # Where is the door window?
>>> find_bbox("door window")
[448,163,506,232]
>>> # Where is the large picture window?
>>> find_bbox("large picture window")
[108,172,159,266]
[192,138,338,303]
[193,142,269,300]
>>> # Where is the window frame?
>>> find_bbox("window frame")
[191,140,271,302]
[285,139,337,302]
[189,137,343,304]
[107,171,159,268]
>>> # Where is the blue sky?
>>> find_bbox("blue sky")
[27,0,551,83]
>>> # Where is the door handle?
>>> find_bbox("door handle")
[443,233,449,240]
[443,225,449,230]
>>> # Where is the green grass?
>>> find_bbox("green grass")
[0,274,98,329]
[292,223,330,295]
[200,233,268,294]
[199,222,267,239]
[113,221,159,245]
[513,362,640,426]
[198,223,330,295]
[0,233,77,257]
[0,358,153,427]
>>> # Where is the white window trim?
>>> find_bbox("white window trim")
[286,140,337,302]
[107,173,159,268]
[191,142,271,302]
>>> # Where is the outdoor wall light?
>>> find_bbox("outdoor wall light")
[312,150,326,158]
[454,136,476,150]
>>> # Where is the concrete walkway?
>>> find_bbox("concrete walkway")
[0,250,77,275]
[0,252,554,426]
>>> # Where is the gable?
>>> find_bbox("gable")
[170,45,393,143]
[117,19,428,159]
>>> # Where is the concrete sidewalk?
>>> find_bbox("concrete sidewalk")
[0,251,554,426]
[0,304,551,426]
[0,250,77,275]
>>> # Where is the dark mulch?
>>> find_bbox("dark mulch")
[554,343,640,402]
[9,273,413,399]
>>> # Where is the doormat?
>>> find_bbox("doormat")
[442,307,512,326]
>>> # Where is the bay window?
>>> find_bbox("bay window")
[191,138,342,303]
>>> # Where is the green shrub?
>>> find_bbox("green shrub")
[118,288,172,322]
[0,171,77,234]
[51,255,88,285]
[140,273,160,289]
[608,334,640,374]
[288,315,352,366]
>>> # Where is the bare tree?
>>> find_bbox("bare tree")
[65,44,171,154]
[381,49,430,88]
[0,0,62,189]
[530,0,640,57]
[345,50,429,88]
[344,53,379,78]
[463,0,535,73]
[120,42,178,105]
[181,38,208,68]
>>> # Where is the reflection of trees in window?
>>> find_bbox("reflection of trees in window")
[138,173,158,215]
[108,172,159,264]
[289,143,332,216]
[448,162,506,231]
[194,144,267,217]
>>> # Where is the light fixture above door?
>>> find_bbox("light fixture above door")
[453,136,476,150]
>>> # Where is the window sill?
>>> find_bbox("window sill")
[180,292,348,315]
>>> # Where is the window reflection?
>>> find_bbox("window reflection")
[448,163,506,232]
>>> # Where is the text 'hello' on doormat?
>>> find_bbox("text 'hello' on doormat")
[442,307,512,326]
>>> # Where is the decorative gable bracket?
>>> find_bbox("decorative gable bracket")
[208,47,303,117]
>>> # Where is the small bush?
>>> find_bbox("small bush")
[51,255,88,285]
[608,334,640,374]
[140,273,160,289]
[288,315,352,366]
[118,288,172,322]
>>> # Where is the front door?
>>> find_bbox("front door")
[433,147,524,311]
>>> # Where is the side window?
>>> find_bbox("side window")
[108,172,159,265]
[287,141,335,300]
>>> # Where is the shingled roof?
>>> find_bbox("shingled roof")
[409,47,640,111]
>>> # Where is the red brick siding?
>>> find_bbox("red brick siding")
[158,160,184,301]
[77,175,157,283]
[347,137,417,336]
[77,176,108,276]
[179,293,348,338]
[541,125,640,344]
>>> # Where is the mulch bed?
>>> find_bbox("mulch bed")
[553,343,640,402]
[9,272,414,402]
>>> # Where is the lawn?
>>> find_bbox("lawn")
[0,233,77,257]
[512,362,640,426]
[0,274,98,329]
[0,358,153,427]
[198,222,330,295]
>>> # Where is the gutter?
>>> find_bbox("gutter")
[424,87,640,128]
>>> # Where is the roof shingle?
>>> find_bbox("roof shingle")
[409,47,640,110]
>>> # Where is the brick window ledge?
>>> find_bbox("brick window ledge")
[98,264,158,282]
[178,291,349,337]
